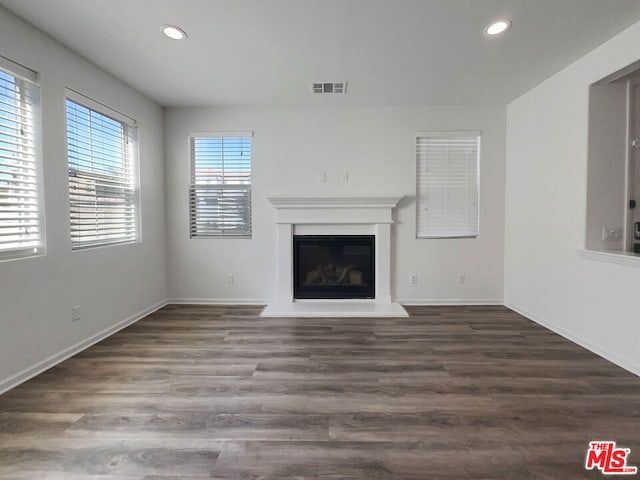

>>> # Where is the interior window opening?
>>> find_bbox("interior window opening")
[587,61,640,255]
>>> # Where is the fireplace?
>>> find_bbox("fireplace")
[261,195,407,317]
[294,235,375,299]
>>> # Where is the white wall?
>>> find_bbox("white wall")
[505,20,640,375]
[586,83,627,251]
[164,106,505,304]
[0,7,167,391]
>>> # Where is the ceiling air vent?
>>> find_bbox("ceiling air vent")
[312,82,348,94]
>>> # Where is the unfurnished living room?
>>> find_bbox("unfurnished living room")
[1,0,640,478]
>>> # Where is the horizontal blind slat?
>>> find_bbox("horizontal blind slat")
[0,66,43,258]
[189,135,252,237]
[416,133,479,238]
[66,97,138,249]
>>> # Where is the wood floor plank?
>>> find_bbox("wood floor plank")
[1,304,639,479]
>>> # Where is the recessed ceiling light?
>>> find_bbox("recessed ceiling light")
[162,25,187,40]
[484,19,511,36]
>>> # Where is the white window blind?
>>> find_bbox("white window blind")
[190,133,252,238]
[416,132,480,238]
[0,59,44,261]
[66,94,139,250]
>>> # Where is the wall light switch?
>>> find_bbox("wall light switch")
[72,305,81,322]
[341,172,349,183]
[318,172,326,183]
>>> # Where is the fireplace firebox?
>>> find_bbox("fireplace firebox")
[293,235,375,299]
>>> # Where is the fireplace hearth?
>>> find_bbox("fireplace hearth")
[294,235,375,299]
[261,195,408,318]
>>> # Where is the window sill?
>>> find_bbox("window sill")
[72,239,140,252]
[580,249,640,268]
[0,249,46,263]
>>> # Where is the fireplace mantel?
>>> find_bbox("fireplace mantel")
[267,195,403,208]
[266,195,402,225]
[261,194,408,318]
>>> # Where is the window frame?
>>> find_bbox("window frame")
[0,56,45,262]
[583,64,640,265]
[415,131,481,239]
[188,132,253,239]
[65,89,140,251]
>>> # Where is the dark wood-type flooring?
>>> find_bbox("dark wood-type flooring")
[1,305,640,479]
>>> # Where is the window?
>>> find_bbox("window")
[0,57,44,261]
[416,131,480,238]
[65,92,139,250]
[586,63,640,258]
[189,133,252,238]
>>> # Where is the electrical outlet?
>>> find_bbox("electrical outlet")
[226,274,234,284]
[341,172,349,183]
[602,227,622,241]
[72,305,81,322]
[457,273,466,285]
[318,172,326,183]
[410,273,418,284]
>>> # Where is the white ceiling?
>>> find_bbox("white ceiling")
[2,0,640,107]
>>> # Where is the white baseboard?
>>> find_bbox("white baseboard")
[167,298,268,305]
[169,298,503,307]
[505,302,640,377]
[399,298,504,306]
[5,298,635,396]
[0,300,168,395]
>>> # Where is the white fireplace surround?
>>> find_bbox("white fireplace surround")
[261,195,408,317]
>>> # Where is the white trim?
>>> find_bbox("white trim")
[0,69,45,261]
[415,132,480,239]
[266,195,402,225]
[188,133,253,238]
[416,130,482,138]
[167,298,268,305]
[267,195,402,210]
[65,88,136,126]
[623,80,633,252]
[264,195,404,316]
[399,298,504,306]
[262,300,408,318]
[65,95,140,250]
[0,300,167,395]
[4,299,636,396]
[189,131,254,138]
[0,54,37,82]
[169,298,504,310]
[0,249,46,264]
[580,249,640,267]
[595,58,640,85]
[505,302,640,377]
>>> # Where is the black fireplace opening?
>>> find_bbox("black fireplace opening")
[293,235,375,299]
